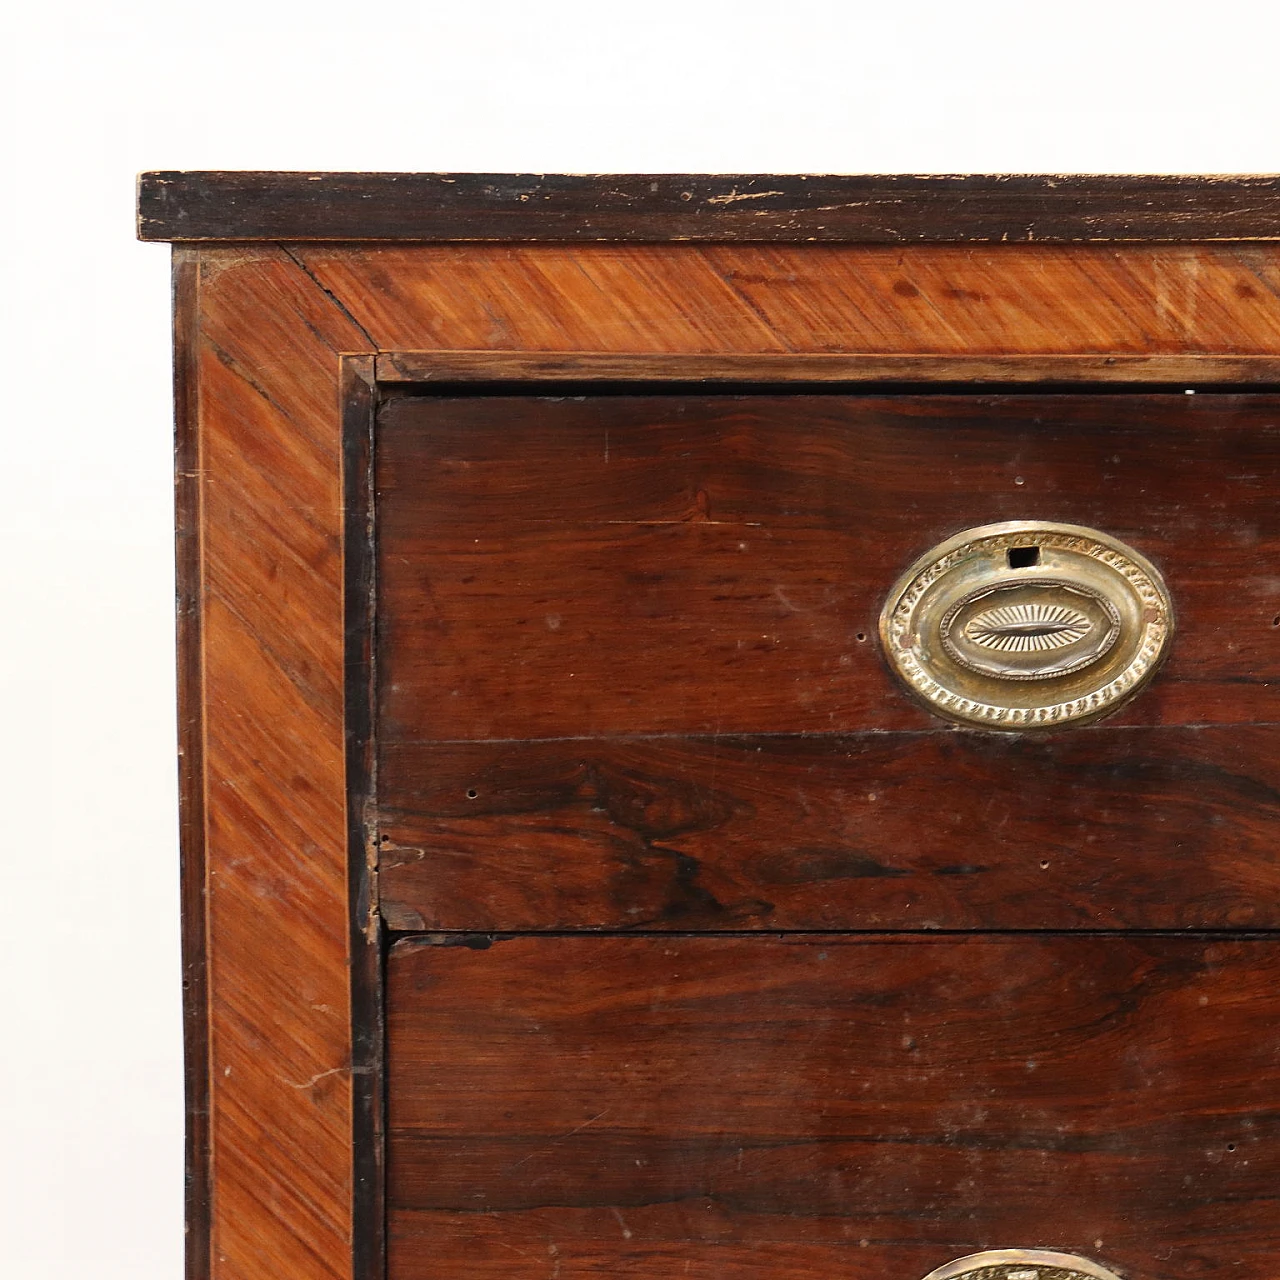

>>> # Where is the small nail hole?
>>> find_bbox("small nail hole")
[1227,1143,1237,1152]
[856,632,867,642]
[466,788,479,800]
[1008,546,1040,569]
[1272,615,1280,627]
[1039,860,1051,870]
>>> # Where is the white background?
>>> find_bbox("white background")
[1,1,1276,1275]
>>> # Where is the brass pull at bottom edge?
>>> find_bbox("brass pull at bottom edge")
[920,1249,1126,1280]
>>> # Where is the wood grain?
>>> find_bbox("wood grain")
[377,725,1280,932]
[341,356,383,1280]
[376,349,1280,385]
[376,392,1280,740]
[168,229,1280,1280]
[191,247,375,1280]
[386,934,1280,1280]
[173,247,210,1280]
[136,172,1280,243]
[299,242,1280,357]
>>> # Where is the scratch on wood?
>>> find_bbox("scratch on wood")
[705,189,786,205]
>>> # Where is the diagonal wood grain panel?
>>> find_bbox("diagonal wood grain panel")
[294,243,1280,355]
[191,246,374,1280]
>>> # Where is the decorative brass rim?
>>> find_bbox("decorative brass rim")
[880,521,1173,730]
[918,1248,1126,1280]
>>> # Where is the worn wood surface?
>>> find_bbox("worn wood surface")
[173,235,1280,1280]
[173,248,210,1280]
[137,172,1280,243]
[184,246,376,1280]
[340,357,384,1279]
[376,392,1280,740]
[386,934,1280,1280]
[377,349,1280,385]
[378,725,1280,932]
[299,243,1280,356]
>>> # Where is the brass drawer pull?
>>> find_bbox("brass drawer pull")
[880,521,1173,729]
[920,1249,1125,1280]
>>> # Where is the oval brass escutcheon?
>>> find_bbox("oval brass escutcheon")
[880,521,1173,730]
[919,1249,1126,1280]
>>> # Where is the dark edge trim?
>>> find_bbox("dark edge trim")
[173,246,211,1280]
[376,350,1280,386]
[388,928,1280,950]
[137,173,1280,244]
[342,356,385,1280]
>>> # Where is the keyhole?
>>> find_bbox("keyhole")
[1007,545,1040,569]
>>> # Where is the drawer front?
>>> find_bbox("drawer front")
[385,935,1280,1280]
[376,392,1280,740]
[375,391,1280,932]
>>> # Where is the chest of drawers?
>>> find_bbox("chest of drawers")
[139,173,1280,1280]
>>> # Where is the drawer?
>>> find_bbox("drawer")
[386,934,1280,1280]
[374,390,1280,932]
